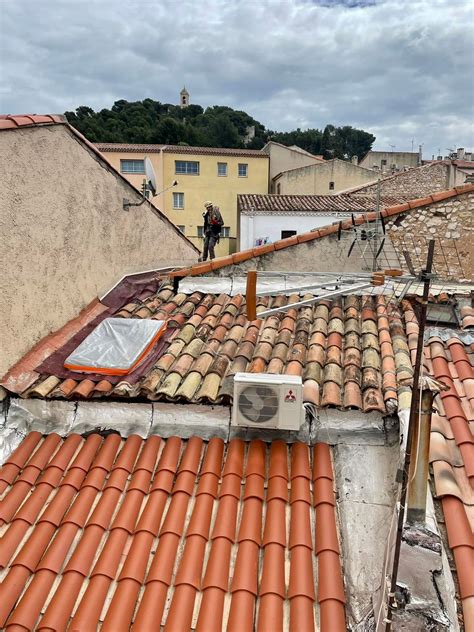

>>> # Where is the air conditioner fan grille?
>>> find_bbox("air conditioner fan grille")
[238,385,279,424]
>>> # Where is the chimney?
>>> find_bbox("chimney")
[418,144,423,165]
[351,155,358,165]
[457,147,465,160]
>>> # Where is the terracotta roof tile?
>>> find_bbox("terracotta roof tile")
[0,436,344,632]
[0,114,66,129]
[416,323,474,630]
[11,289,412,415]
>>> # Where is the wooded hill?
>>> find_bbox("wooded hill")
[65,99,375,160]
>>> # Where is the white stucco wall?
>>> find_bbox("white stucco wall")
[0,125,198,377]
[240,212,352,250]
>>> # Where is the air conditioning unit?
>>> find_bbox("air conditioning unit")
[232,373,304,430]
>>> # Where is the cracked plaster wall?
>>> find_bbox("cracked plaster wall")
[0,126,198,377]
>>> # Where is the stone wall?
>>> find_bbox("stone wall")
[386,191,474,281]
[351,163,450,200]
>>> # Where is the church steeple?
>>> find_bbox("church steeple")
[180,86,189,108]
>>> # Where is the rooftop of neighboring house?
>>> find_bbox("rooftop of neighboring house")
[360,149,420,158]
[1,282,415,415]
[423,159,474,169]
[339,161,451,198]
[95,142,269,158]
[95,142,166,152]
[238,192,402,214]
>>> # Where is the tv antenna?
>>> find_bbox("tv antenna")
[337,174,386,269]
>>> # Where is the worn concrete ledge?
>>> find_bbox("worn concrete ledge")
[151,402,229,440]
[2,399,398,462]
[314,408,399,446]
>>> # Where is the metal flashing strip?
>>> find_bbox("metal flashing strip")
[424,327,474,345]
[98,266,184,302]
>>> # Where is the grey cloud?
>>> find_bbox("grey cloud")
[0,0,472,156]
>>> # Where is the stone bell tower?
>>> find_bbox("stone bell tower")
[180,86,189,108]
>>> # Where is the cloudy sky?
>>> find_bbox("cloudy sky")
[1,0,473,157]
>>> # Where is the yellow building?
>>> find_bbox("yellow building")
[96,143,269,256]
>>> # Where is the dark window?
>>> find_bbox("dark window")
[381,159,387,166]
[281,230,297,239]
[277,183,281,194]
[329,181,335,190]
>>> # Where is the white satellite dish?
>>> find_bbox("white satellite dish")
[145,156,157,197]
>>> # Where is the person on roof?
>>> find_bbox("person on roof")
[200,201,224,261]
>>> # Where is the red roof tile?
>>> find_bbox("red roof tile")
[7,290,411,414]
[0,114,66,129]
[404,300,474,630]
[0,435,345,632]
[239,192,403,214]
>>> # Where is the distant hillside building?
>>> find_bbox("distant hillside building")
[180,86,189,108]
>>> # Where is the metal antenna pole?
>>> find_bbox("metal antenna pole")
[385,239,435,632]
[373,174,381,272]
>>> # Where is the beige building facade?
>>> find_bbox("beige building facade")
[97,144,269,257]
[359,149,421,172]
[0,117,198,377]
[273,159,377,196]
[262,141,323,189]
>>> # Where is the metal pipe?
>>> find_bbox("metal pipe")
[255,277,348,297]
[256,282,373,318]
[406,388,435,524]
[385,239,435,632]
[246,270,257,321]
